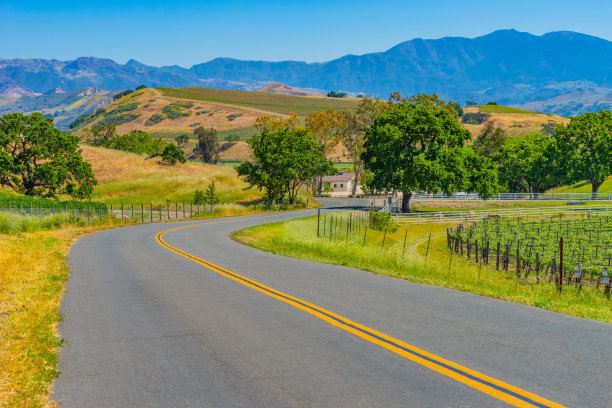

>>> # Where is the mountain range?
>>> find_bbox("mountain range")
[2,29,612,116]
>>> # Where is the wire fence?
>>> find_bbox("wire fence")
[413,192,612,201]
[0,201,218,223]
[396,205,612,224]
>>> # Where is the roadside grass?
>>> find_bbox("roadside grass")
[477,105,537,114]
[0,216,122,407]
[157,87,360,117]
[547,177,612,194]
[411,200,612,212]
[232,213,611,322]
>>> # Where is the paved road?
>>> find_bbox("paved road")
[53,199,611,408]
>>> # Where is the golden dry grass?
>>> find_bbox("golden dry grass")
[0,225,109,407]
[81,145,261,205]
[80,88,281,136]
[462,106,569,139]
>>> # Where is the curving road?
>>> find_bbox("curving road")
[52,199,611,408]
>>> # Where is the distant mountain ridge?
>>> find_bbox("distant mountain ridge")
[2,29,612,115]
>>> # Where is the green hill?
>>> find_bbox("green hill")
[547,177,612,194]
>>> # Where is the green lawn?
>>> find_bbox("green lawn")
[548,177,612,194]
[233,213,611,322]
[157,87,360,117]
[477,105,538,114]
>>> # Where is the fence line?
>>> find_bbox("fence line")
[396,205,612,224]
[413,192,612,201]
[0,201,217,224]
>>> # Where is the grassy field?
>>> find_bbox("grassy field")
[0,217,121,407]
[233,212,611,322]
[81,145,261,205]
[547,177,612,194]
[477,105,538,114]
[158,87,360,117]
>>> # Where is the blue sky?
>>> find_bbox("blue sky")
[2,0,612,67]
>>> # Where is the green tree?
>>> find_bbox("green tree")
[203,180,220,211]
[111,130,165,155]
[237,128,334,205]
[87,123,117,147]
[193,189,205,205]
[194,126,220,164]
[556,110,612,196]
[496,133,561,194]
[540,120,557,137]
[161,144,187,165]
[0,112,97,198]
[472,122,508,158]
[339,98,390,197]
[362,102,497,212]
[466,100,478,106]
[175,134,189,147]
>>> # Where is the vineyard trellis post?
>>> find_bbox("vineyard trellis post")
[559,237,564,293]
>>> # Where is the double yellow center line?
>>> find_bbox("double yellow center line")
[155,213,565,408]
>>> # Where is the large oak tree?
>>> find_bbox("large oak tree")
[0,112,96,198]
[555,110,612,197]
[362,101,497,212]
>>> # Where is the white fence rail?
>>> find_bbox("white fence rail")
[396,205,612,224]
[413,192,612,201]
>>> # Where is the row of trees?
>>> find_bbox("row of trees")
[236,93,612,211]
[475,112,612,196]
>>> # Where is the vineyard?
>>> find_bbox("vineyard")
[448,214,612,295]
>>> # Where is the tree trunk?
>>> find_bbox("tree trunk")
[401,191,413,213]
[592,179,602,199]
[351,163,363,198]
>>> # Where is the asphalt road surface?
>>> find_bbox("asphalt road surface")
[52,199,611,407]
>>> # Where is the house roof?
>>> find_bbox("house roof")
[322,171,355,182]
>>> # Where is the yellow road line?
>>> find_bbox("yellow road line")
[155,211,565,408]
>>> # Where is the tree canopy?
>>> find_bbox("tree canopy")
[0,112,97,198]
[496,133,561,194]
[339,98,390,197]
[237,127,334,205]
[362,101,497,211]
[555,110,612,195]
[161,144,187,165]
[194,126,220,164]
[472,122,508,158]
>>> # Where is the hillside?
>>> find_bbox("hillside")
[4,30,612,115]
[72,86,359,141]
[81,145,261,205]
[0,87,117,129]
[461,105,569,138]
[259,82,323,96]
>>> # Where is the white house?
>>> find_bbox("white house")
[321,171,362,196]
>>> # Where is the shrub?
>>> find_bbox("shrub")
[97,113,140,127]
[162,102,190,119]
[369,211,397,232]
[226,113,243,121]
[111,130,165,155]
[145,113,164,126]
[189,122,201,127]
[161,144,187,165]
[196,110,211,115]
[225,134,241,141]
[486,101,498,105]
[462,112,490,125]
[327,91,347,98]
